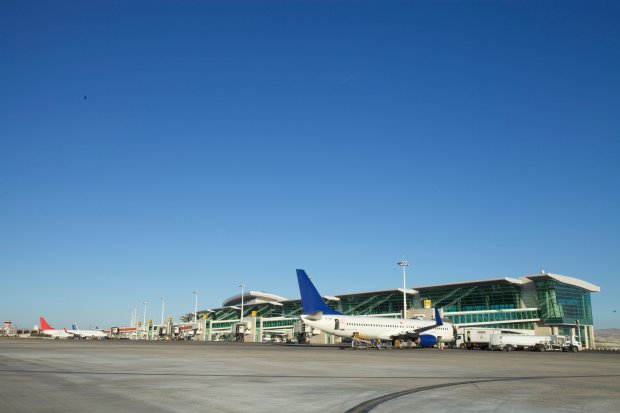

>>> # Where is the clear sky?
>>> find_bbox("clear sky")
[1,1,619,329]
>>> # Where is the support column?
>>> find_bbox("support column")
[246,316,257,342]
[198,318,207,341]
[589,325,596,349]
[583,326,589,349]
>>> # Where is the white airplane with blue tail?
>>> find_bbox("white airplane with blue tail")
[296,269,454,347]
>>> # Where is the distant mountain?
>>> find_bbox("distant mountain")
[595,328,620,338]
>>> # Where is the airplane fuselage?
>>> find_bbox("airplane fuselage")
[302,314,454,343]
[41,328,106,339]
[67,329,107,339]
[41,329,72,339]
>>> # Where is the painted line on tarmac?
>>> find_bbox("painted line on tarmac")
[344,374,620,413]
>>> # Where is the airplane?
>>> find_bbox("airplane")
[69,323,107,339]
[296,269,454,348]
[38,317,72,339]
[39,317,106,339]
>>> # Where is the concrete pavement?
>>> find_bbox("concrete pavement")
[1,339,618,412]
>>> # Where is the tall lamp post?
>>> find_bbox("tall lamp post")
[131,305,137,327]
[239,284,246,322]
[142,301,148,339]
[160,297,166,326]
[398,260,409,319]
[193,291,200,323]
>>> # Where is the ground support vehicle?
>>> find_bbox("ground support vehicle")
[490,334,582,352]
[455,328,526,349]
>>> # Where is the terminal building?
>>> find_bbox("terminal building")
[185,271,600,349]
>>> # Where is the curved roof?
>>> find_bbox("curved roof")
[206,272,598,316]
[222,291,289,307]
[333,288,417,298]
[416,277,524,290]
[523,273,600,292]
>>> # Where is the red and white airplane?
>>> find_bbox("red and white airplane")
[39,317,106,339]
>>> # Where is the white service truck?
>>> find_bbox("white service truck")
[455,327,529,349]
[490,334,582,352]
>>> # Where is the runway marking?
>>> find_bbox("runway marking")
[344,374,620,413]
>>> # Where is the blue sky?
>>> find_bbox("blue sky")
[1,1,619,329]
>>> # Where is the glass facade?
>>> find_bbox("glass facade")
[282,302,303,318]
[481,322,536,330]
[338,293,406,316]
[210,320,236,330]
[208,308,240,321]
[281,294,406,318]
[251,305,281,318]
[262,319,296,329]
[446,309,539,325]
[415,282,522,312]
[535,280,593,325]
[189,274,596,345]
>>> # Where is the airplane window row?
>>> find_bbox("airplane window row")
[347,323,451,331]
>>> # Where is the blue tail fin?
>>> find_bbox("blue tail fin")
[434,308,443,326]
[296,269,342,315]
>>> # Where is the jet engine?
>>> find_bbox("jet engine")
[418,334,438,347]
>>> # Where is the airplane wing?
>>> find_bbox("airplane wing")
[390,308,444,340]
[64,328,81,338]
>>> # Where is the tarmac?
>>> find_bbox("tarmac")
[1,339,619,413]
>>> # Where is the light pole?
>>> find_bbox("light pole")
[131,305,136,327]
[239,284,246,322]
[193,291,199,323]
[142,301,148,338]
[398,261,409,319]
[160,297,166,326]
